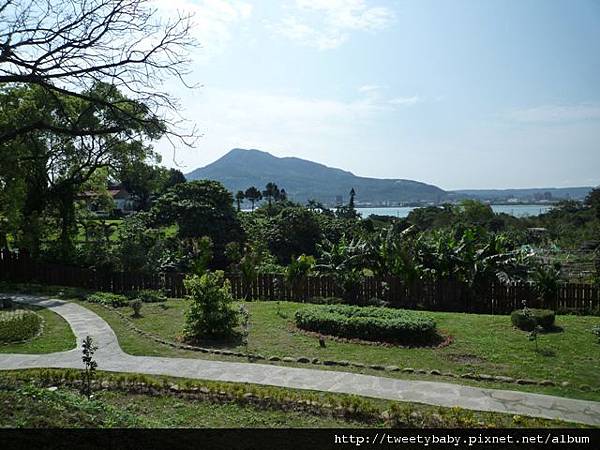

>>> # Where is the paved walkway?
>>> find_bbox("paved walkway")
[1,294,599,426]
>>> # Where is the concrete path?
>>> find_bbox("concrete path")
[1,294,599,426]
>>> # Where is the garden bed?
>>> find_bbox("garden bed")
[294,304,439,345]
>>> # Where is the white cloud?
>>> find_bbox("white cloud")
[273,0,394,50]
[156,85,415,169]
[508,104,600,124]
[153,0,253,58]
[388,95,421,106]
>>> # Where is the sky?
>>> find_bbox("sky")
[152,0,600,190]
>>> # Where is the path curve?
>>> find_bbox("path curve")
[1,294,599,426]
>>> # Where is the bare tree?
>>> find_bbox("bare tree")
[0,0,198,145]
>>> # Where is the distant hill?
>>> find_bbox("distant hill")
[185,149,447,205]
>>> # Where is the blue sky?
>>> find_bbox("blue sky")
[154,0,600,190]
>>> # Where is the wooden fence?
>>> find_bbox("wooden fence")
[1,249,599,315]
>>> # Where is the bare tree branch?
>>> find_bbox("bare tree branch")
[0,0,199,146]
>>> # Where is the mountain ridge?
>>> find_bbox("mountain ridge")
[185,149,594,205]
[185,148,446,205]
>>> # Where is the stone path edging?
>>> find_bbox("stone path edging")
[1,293,599,426]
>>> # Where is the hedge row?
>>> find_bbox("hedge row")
[294,304,437,345]
[0,310,42,343]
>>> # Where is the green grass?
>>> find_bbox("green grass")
[0,305,76,354]
[0,369,583,428]
[79,299,600,401]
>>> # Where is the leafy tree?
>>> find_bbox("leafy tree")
[244,186,262,211]
[165,169,187,190]
[585,187,600,219]
[285,254,315,301]
[262,182,280,211]
[0,82,163,260]
[235,190,245,212]
[531,262,563,308]
[267,207,321,263]
[183,271,239,340]
[120,161,169,211]
[349,188,356,209]
[152,180,243,267]
[0,0,196,146]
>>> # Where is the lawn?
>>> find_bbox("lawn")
[0,304,76,354]
[79,299,600,401]
[0,369,582,428]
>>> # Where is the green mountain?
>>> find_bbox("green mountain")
[185,148,447,205]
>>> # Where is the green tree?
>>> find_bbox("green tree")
[585,187,600,219]
[235,190,245,212]
[183,271,239,340]
[0,82,163,260]
[152,180,243,267]
[267,207,322,263]
[262,182,280,211]
[244,186,262,211]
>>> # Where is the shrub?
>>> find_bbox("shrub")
[294,304,437,345]
[511,309,555,331]
[86,292,129,307]
[0,310,42,342]
[183,271,239,340]
[130,299,143,317]
[135,289,167,303]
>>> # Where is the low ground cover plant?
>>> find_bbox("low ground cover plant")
[295,304,438,345]
[0,310,42,343]
[86,292,129,307]
[511,308,556,331]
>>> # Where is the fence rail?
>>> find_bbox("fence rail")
[1,249,599,315]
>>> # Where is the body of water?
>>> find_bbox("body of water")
[357,204,553,218]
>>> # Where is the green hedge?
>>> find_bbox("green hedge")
[86,292,129,307]
[294,304,437,344]
[0,310,42,343]
[511,309,555,331]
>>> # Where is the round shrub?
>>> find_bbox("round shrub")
[511,309,555,331]
[0,310,42,343]
[294,304,437,345]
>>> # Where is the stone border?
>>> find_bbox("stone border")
[5,371,582,428]
[98,303,589,392]
[0,308,45,346]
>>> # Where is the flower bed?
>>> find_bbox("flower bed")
[295,304,438,345]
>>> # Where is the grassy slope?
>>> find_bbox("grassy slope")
[79,300,600,401]
[0,305,76,354]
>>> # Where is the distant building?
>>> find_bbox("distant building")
[80,184,136,216]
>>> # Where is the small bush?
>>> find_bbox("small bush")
[135,289,167,303]
[130,299,143,317]
[86,292,129,307]
[511,309,555,331]
[183,271,239,340]
[0,310,42,342]
[294,304,437,345]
